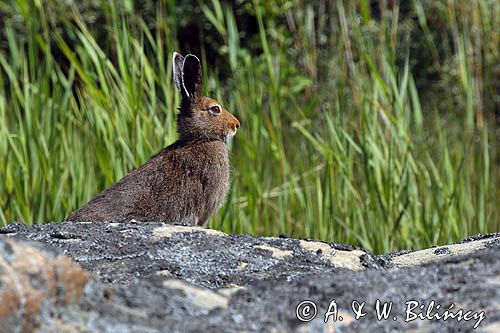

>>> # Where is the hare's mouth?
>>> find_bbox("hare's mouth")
[223,130,237,144]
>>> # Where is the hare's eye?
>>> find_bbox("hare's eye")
[209,105,221,115]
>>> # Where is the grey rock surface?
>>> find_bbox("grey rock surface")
[0,221,499,332]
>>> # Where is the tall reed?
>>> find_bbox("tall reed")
[0,0,498,252]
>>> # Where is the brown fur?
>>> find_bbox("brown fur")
[66,53,240,225]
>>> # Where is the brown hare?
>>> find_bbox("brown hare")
[66,52,240,225]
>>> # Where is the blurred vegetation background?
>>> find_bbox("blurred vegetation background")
[0,0,498,253]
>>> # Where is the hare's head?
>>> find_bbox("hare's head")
[173,52,240,143]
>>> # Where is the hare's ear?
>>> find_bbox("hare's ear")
[181,54,202,100]
[173,52,185,93]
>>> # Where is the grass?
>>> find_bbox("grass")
[0,0,498,253]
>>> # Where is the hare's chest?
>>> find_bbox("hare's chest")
[199,154,230,200]
[194,146,230,219]
[165,142,231,225]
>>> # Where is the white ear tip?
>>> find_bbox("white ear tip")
[185,54,201,63]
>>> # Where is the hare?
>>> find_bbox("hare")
[66,52,240,226]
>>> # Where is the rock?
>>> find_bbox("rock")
[0,221,499,332]
[0,238,89,333]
